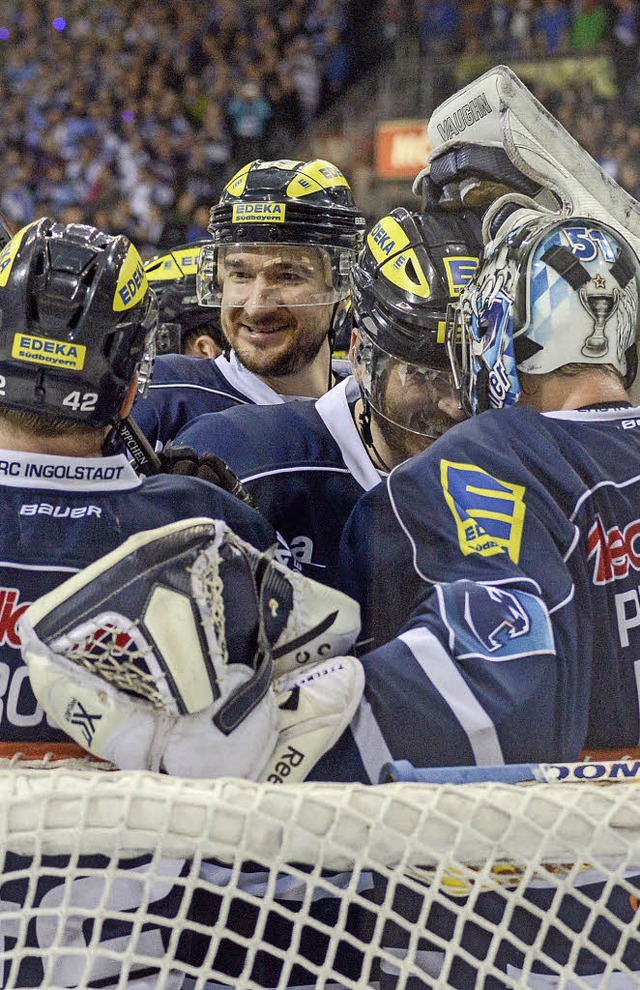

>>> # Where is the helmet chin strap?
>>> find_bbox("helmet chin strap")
[327,299,341,390]
[357,394,394,473]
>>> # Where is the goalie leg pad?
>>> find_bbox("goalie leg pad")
[260,655,365,784]
[422,65,640,259]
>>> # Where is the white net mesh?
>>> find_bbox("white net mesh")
[0,758,639,988]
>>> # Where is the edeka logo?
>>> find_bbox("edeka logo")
[114,247,148,312]
[232,202,286,223]
[0,222,38,288]
[367,215,432,299]
[12,333,86,370]
[443,256,479,297]
[0,588,30,648]
[588,514,640,585]
[441,460,526,562]
[367,216,408,260]
[286,159,350,197]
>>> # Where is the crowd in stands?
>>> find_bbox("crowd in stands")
[1,0,640,256]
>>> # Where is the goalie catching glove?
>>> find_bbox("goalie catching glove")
[17,518,363,782]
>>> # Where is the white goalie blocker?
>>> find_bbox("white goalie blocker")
[418,64,640,257]
[17,518,363,782]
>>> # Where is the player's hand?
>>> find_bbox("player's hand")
[159,444,257,509]
[18,518,362,781]
[413,145,542,214]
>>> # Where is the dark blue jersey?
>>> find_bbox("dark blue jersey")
[326,404,640,782]
[176,377,384,589]
[309,404,640,988]
[133,351,349,451]
[0,448,275,754]
[132,351,283,450]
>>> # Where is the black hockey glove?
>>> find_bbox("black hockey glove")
[158,445,257,509]
[414,145,542,213]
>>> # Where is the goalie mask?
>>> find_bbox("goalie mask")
[0,219,158,426]
[450,209,640,415]
[144,240,223,355]
[197,158,366,319]
[351,206,482,441]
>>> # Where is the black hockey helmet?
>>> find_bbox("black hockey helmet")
[0,210,14,251]
[351,206,483,369]
[197,158,366,308]
[144,240,223,354]
[351,206,482,443]
[0,218,158,427]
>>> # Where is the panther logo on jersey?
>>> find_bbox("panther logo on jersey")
[436,580,554,662]
[463,585,530,652]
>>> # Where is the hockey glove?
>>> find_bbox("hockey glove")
[18,518,362,781]
[159,444,257,509]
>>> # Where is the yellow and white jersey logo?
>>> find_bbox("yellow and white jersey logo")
[440,460,526,562]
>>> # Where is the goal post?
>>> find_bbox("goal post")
[0,758,639,989]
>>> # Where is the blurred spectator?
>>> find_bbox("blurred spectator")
[571,0,608,52]
[487,1,510,51]
[454,37,494,88]
[536,0,572,55]
[612,0,639,92]
[415,0,460,57]
[226,80,273,165]
[508,0,536,56]
[281,36,321,128]
[266,69,305,156]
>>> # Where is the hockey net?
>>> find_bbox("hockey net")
[0,757,639,989]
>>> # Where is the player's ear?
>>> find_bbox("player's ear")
[192,334,222,359]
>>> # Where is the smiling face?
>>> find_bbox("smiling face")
[219,244,337,377]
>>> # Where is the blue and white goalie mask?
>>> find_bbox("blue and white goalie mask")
[450,212,640,415]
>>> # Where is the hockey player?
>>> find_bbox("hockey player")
[333,203,640,774]
[144,240,223,358]
[0,217,362,990]
[0,217,282,762]
[0,217,268,989]
[132,158,367,450]
[173,206,482,589]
